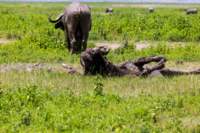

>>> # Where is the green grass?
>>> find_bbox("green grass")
[1,2,200,132]
[1,71,200,132]
[1,3,200,63]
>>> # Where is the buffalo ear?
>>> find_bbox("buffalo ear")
[55,21,64,31]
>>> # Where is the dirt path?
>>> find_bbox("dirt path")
[1,61,200,74]
[110,4,199,9]
[135,41,189,51]
[94,41,190,51]
[135,41,150,51]
[0,63,82,74]
[95,42,123,50]
[0,38,15,45]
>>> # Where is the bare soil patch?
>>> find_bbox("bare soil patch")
[182,116,200,130]
[134,41,190,51]
[168,61,200,71]
[94,41,190,51]
[0,63,82,74]
[0,38,15,45]
[111,4,198,9]
[95,42,123,50]
[1,61,200,74]
[135,41,150,51]
[168,42,187,48]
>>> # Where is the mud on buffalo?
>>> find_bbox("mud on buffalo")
[80,46,200,77]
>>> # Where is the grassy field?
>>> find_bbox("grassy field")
[1,2,200,63]
[1,2,200,132]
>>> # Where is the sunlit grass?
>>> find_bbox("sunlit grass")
[1,71,200,132]
[1,2,200,132]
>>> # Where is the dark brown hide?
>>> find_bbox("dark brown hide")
[186,8,198,14]
[148,7,155,13]
[105,8,113,13]
[80,47,200,77]
[55,21,64,30]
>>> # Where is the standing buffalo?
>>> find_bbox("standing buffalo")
[185,8,198,15]
[49,3,92,53]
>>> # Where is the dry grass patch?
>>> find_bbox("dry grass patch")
[95,41,123,50]
[0,63,82,74]
[0,38,15,45]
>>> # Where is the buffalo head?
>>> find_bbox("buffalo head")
[48,13,64,30]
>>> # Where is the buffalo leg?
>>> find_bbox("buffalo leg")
[134,56,166,67]
[134,56,166,72]
[80,13,91,51]
[67,16,78,53]
[160,68,200,77]
[130,56,166,76]
[82,32,89,51]
[76,28,82,52]
[68,31,77,53]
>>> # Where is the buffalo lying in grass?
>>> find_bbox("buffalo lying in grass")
[148,7,155,13]
[49,3,92,53]
[185,8,198,15]
[80,46,200,77]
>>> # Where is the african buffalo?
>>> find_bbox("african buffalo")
[186,8,198,15]
[80,46,200,77]
[49,3,92,53]
[105,8,113,14]
[148,7,155,13]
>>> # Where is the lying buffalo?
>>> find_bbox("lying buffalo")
[186,8,198,15]
[80,46,200,77]
[148,7,155,13]
[49,3,92,53]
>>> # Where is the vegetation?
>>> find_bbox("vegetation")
[1,71,200,132]
[1,3,200,63]
[1,2,200,132]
